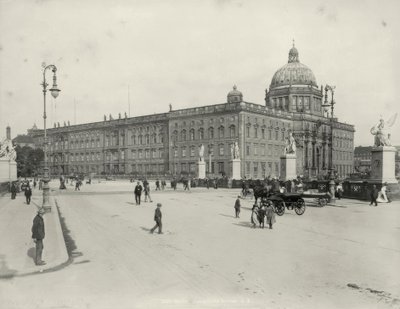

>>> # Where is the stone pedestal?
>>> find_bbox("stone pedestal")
[370,146,397,183]
[231,159,241,180]
[0,158,17,183]
[197,160,206,179]
[280,154,297,181]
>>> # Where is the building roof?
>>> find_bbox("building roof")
[270,44,317,89]
[12,134,34,144]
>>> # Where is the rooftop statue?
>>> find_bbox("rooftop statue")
[370,114,397,147]
[284,132,296,154]
[0,139,17,161]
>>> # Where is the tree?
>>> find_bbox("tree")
[15,145,44,177]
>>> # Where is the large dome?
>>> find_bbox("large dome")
[270,45,317,89]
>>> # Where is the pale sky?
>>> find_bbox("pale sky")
[0,0,399,146]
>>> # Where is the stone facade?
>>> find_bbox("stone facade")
[29,45,355,180]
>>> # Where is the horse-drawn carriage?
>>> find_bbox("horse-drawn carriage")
[267,193,306,216]
[301,191,331,207]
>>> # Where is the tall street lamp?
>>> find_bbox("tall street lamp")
[322,84,336,203]
[41,64,60,212]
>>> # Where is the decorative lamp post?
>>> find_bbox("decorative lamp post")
[322,84,336,203]
[41,64,60,212]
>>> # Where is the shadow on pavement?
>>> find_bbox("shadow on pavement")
[140,226,152,232]
[233,221,255,229]
[218,213,236,218]
[0,254,17,279]
[27,247,35,262]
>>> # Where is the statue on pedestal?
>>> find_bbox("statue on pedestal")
[0,139,16,161]
[199,144,204,161]
[231,141,240,159]
[370,114,397,147]
[284,132,296,155]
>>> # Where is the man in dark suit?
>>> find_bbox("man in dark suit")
[134,182,143,205]
[234,196,241,218]
[32,208,46,266]
[370,185,379,206]
[25,185,32,205]
[150,203,163,234]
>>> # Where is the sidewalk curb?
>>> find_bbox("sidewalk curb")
[9,196,70,277]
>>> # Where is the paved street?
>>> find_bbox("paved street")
[1,181,399,309]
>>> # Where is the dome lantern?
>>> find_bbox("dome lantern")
[288,40,299,63]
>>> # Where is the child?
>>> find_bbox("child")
[150,203,162,234]
[265,202,276,229]
[234,196,241,218]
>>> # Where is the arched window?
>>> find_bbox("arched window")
[152,134,157,144]
[181,129,187,141]
[218,126,225,138]
[229,125,236,138]
[131,135,136,145]
[198,128,204,140]
[172,130,178,143]
[208,127,214,139]
[189,129,195,140]
[145,134,150,144]
[138,135,143,145]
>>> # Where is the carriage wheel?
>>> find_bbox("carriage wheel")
[295,198,306,215]
[318,198,327,207]
[274,201,285,216]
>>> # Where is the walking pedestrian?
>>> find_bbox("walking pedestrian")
[336,182,343,200]
[31,208,46,266]
[234,196,241,218]
[134,181,143,205]
[10,182,17,199]
[38,179,43,190]
[144,183,153,202]
[265,202,276,229]
[33,179,37,189]
[184,179,190,191]
[155,179,160,191]
[25,185,32,205]
[370,184,379,206]
[150,203,163,234]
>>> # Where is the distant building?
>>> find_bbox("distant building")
[354,145,400,177]
[11,124,41,149]
[12,134,36,148]
[30,44,355,179]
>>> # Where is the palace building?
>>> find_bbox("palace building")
[30,44,355,179]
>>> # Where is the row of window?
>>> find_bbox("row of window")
[246,161,280,178]
[171,126,235,142]
[334,151,353,162]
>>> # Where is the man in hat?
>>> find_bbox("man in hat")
[150,203,162,234]
[370,185,379,206]
[234,196,241,218]
[134,181,143,205]
[24,184,32,205]
[31,208,46,266]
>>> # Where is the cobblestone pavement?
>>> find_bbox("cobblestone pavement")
[0,180,399,309]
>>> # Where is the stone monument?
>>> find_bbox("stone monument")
[197,144,206,178]
[0,138,17,183]
[230,141,241,179]
[369,114,397,183]
[280,132,297,181]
